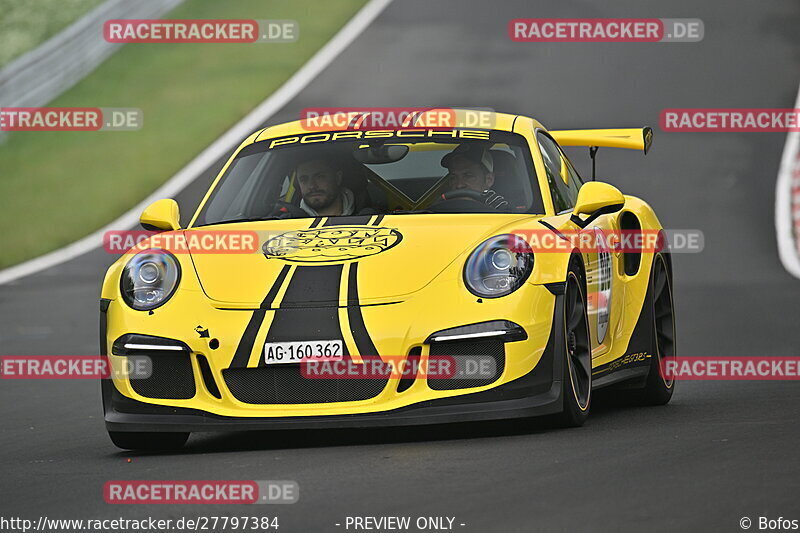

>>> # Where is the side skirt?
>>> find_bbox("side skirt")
[590,259,657,390]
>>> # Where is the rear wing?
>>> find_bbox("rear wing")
[550,127,653,154]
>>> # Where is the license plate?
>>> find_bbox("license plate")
[264,340,343,365]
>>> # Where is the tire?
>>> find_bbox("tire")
[108,431,189,451]
[554,259,592,427]
[640,253,676,405]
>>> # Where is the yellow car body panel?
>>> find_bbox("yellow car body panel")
[101,111,668,427]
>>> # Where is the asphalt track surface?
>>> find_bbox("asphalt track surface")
[2,1,800,531]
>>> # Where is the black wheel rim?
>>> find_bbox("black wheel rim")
[653,256,676,387]
[565,272,591,410]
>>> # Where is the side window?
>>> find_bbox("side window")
[559,147,585,202]
[537,133,576,213]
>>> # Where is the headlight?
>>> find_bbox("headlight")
[464,234,533,298]
[120,250,181,310]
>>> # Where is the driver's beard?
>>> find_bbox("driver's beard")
[305,191,337,210]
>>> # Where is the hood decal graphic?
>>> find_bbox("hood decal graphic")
[262,225,402,264]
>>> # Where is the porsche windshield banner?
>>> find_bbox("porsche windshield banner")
[266,129,492,149]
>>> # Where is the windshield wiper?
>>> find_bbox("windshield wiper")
[195,215,284,227]
[390,209,434,215]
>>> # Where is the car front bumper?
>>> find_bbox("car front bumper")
[103,314,564,432]
[103,274,565,428]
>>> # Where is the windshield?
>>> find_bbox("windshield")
[193,129,543,226]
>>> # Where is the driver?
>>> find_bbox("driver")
[295,157,356,217]
[441,144,507,209]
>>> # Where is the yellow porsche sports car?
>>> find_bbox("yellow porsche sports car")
[100,111,675,450]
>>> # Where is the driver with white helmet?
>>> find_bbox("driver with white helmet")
[441,144,507,209]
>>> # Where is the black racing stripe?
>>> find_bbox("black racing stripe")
[229,265,292,369]
[230,310,267,368]
[260,264,348,350]
[260,264,292,308]
[279,264,343,307]
[234,216,381,369]
[323,215,372,226]
[341,213,383,357]
[255,215,366,367]
[347,263,380,356]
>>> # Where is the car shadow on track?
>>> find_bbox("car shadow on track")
[112,389,676,457]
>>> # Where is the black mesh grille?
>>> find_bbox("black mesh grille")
[129,353,196,399]
[428,339,505,390]
[223,365,387,404]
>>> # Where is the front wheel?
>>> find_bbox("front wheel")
[108,431,189,451]
[554,263,592,427]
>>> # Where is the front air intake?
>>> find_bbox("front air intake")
[428,339,505,390]
[129,352,196,399]
[222,364,387,404]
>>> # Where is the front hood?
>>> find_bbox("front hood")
[187,214,536,307]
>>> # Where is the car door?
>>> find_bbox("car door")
[536,132,619,358]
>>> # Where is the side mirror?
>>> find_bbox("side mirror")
[570,182,624,228]
[140,199,180,231]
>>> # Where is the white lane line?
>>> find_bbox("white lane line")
[775,82,800,279]
[0,0,393,286]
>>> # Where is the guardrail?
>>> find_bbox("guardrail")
[0,0,183,125]
[775,83,800,280]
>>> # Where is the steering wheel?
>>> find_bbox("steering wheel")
[441,189,485,202]
[269,201,307,218]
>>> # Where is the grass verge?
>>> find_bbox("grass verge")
[0,0,367,269]
[0,0,105,67]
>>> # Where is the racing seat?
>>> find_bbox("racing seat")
[339,157,378,214]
